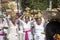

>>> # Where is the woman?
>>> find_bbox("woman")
[7,16,19,40]
[0,24,4,40]
[33,16,45,40]
[18,15,33,40]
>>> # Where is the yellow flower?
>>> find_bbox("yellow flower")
[8,1,17,9]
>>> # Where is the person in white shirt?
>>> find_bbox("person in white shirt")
[15,13,23,40]
[7,16,19,40]
[0,5,4,40]
[2,10,11,40]
[0,23,4,40]
[33,16,46,40]
[18,15,33,40]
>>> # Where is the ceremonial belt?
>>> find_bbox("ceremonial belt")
[41,32,45,34]
[23,30,31,40]
[0,34,3,36]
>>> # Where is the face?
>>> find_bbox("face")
[16,13,20,19]
[6,11,11,16]
[25,18,29,23]
[16,15,19,19]
[11,17,16,24]
[6,12,9,16]
[36,18,42,25]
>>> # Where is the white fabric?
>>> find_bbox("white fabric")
[3,18,9,27]
[0,30,3,34]
[0,36,3,40]
[0,21,3,40]
[0,23,3,29]
[0,24,3,40]
[3,18,9,34]
[0,16,3,40]
[18,19,33,40]
[7,21,19,40]
[18,19,32,31]
[33,17,45,40]
[16,19,23,40]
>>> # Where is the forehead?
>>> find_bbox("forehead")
[37,18,41,20]
[25,16,29,19]
[25,16,28,18]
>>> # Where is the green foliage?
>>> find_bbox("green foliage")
[58,0,60,5]
[1,0,60,12]
[21,0,60,10]
[52,0,58,8]
[21,0,49,10]
[2,7,9,12]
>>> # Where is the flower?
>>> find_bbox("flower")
[8,1,17,10]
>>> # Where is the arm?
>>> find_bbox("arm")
[4,17,12,34]
[41,17,46,28]
[41,17,45,24]
[3,18,9,29]
[18,18,25,24]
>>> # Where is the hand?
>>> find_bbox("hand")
[56,34,60,40]
[53,34,60,40]
[53,34,56,39]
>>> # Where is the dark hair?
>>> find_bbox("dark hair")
[45,21,60,40]
[25,16,30,19]
[35,17,41,21]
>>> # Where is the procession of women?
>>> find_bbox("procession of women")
[0,0,60,40]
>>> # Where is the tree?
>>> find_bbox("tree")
[52,0,58,8]
[21,0,49,10]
